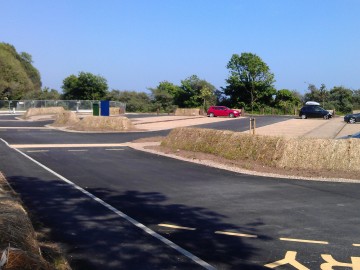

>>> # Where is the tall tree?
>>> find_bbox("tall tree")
[327,86,353,114]
[223,52,276,113]
[22,87,60,100]
[275,89,301,108]
[0,42,42,99]
[62,72,108,100]
[148,81,179,112]
[304,83,329,107]
[107,90,151,112]
[352,89,360,110]
[179,75,216,109]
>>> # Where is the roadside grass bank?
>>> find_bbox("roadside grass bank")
[22,107,65,120]
[160,127,360,180]
[23,107,136,132]
[0,173,70,270]
[52,111,135,131]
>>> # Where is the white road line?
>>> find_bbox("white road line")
[353,244,360,247]
[158,224,196,231]
[68,150,88,152]
[0,127,48,130]
[0,138,215,270]
[26,150,49,153]
[280,237,328,245]
[105,149,124,151]
[215,231,257,238]
[11,143,130,148]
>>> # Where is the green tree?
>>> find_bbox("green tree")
[223,52,276,113]
[107,90,151,112]
[62,72,108,100]
[179,75,216,109]
[148,81,179,113]
[22,87,60,100]
[352,89,360,110]
[0,42,42,99]
[318,84,328,108]
[274,89,302,113]
[327,86,353,114]
[304,83,330,108]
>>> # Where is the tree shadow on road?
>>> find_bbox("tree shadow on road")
[7,176,271,270]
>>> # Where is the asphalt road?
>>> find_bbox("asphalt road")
[1,114,359,269]
[0,115,291,145]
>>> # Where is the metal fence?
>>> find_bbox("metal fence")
[0,100,126,112]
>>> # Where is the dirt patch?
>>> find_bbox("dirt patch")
[0,173,71,270]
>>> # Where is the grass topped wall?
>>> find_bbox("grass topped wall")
[161,127,360,172]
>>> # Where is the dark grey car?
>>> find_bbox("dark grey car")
[299,105,332,119]
[344,113,360,124]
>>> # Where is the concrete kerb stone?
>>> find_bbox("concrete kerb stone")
[129,142,360,184]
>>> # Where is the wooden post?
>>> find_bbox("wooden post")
[249,118,256,135]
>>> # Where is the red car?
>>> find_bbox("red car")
[207,106,241,118]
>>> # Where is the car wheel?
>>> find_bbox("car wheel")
[349,117,356,124]
[229,113,234,118]
[209,113,215,117]
[323,115,329,120]
[301,114,306,119]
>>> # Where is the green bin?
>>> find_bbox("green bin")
[93,103,99,116]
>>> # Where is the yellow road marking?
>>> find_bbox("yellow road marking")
[215,231,258,238]
[280,237,328,245]
[158,224,196,231]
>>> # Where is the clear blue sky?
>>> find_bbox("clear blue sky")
[2,0,360,94]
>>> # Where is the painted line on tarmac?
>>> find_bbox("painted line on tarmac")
[10,143,131,149]
[0,127,48,130]
[26,150,49,153]
[280,237,328,245]
[158,224,196,231]
[105,148,125,151]
[0,138,215,270]
[353,244,360,247]
[215,231,258,238]
[68,149,88,152]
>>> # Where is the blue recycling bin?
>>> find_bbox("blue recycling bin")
[100,100,110,116]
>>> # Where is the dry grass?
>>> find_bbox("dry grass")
[174,108,200,116]
[110,107,125,116]
[162,127,360,173]
[23,107,65,120]
[43,110,136,132]
[70,116,135,131]
[0,173,70,270]
[52,111,80,127]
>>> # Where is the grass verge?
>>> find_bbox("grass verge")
[0,172,71,270]
[160,127,360,178]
